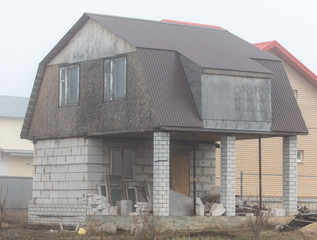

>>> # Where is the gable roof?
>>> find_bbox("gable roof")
[0,96,29,118]
[254,40,317,88]
[21,13,308,138]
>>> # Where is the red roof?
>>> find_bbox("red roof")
[161,19,223,29]
[254,40,317,88]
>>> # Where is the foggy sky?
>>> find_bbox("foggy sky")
[1,0,316,97]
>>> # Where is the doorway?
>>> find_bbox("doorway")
[170,155,190,196]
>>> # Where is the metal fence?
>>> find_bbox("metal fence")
[216,171,317,200]
[0,176,32,209]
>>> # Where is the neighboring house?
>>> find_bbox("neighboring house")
[216,41,317,205]
[22,13,307,224]
[0,96,33,177]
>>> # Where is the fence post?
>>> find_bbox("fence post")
[240,171,243,201]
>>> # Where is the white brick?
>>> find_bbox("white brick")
[220,136,236,216]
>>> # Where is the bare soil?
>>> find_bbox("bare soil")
[1,210,317,240]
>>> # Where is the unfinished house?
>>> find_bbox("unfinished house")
[22,13,307,224]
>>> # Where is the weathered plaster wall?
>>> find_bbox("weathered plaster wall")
[201,74,272,131]
[48,19,136,65]
[28,52,157,139]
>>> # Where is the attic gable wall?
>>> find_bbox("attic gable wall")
[49,19,136,65]
[28,52,158,140]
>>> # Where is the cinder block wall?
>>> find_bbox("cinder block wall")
[29,137,216,223]
[29,137,107,224]
[189,143,216,198]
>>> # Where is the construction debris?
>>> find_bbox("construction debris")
[135,202,152,215]
[209,203,226,216]
[279,206,317,232]
[78,228,87,235]
[87,194,111,215]
[101,222,117,234]
[196,198,204,216]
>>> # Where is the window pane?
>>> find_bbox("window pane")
[105,74,112,100]
[60,80,66,106]
[114,59,126,98]
[61,68,65,80]
[67,67,79,104]
[123,150,134,179]
[112,149,123,176]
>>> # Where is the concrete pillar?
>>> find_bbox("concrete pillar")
[283,135,297,216]
[220,136,236,216]
[153,132,170,216]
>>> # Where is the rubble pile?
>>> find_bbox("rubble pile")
[87,194,111,215]
[130,202,152,216]
[279,207,317,232]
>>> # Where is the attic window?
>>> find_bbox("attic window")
[59,65,79,106]
[104,58,126,100]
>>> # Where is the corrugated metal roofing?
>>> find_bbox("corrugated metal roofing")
[86,13,277,74]
[0,95,29,118]
[137,48,203,128]
[253,59,308,133]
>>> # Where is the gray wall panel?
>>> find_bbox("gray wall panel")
[0,176,32,208]
[202,74,272,131]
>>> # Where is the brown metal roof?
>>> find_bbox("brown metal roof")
[86,13,277,74]
[253,58,308,133]
[137,48,203,128]
[21,13,308,138]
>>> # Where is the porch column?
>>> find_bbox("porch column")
[153,132,170,216]
[283,135,297,216]
[220,136,236,216]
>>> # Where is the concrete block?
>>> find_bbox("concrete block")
[62,148,72,156]
[271,208,286,217]
[110,206,119,215]
[209,203,226,216]
[101,222,117,234]
[121,200,132,216]
[170,190,193,216]
[196,198,204,216]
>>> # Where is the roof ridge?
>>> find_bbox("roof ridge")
[85,12,226,31]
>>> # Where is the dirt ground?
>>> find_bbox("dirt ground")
[1,210,317,240]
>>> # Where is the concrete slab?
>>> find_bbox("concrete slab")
[169,190,193,216]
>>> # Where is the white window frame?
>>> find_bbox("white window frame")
[297,150,303,163]
[59,65,79,106]
[104,57,126,100]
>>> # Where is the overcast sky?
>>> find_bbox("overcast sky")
[1,0,316,97]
